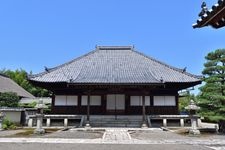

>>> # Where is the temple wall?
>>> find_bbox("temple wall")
[50,90,179,115]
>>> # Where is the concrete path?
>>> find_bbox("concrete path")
[102,129,131,141]
[0,143,212,150]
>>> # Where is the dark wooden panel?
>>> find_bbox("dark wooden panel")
[51,90,179,115]
[51,106,178,115]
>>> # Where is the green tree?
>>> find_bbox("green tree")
[0,69,50,97]
[198,49,225,133]
[0,92,19,107]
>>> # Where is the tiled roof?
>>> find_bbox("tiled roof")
[193,0,225,28]
[0,74,35,98]
[29,46,201,84]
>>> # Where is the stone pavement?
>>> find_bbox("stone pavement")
[0,128,225,149]
[102,129,131,141]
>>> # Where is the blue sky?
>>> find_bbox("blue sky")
[0,0,224,93]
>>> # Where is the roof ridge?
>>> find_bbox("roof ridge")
[28,49,97,79]
[96,45,134,50]
[133,50,201,80]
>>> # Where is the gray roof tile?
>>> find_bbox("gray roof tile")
[29,46,201,84]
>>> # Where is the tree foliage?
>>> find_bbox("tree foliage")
[0,92,19,107]
[0,69,50,97]
[198,49,225,133]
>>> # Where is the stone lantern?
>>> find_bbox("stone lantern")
[34,100,47,134]
[0,112,5,131]
[185,100,200,135]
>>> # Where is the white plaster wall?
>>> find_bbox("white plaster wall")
[130,96,150,106]
[3,111,21,123]
[81,96,101,106]
[67,96,78,106]
[153,96,176,106]
[55,95,78,106]
[55,95,67,106]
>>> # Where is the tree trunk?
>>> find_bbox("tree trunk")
[218,120,225,133]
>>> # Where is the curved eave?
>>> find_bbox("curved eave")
[28,78,201,90]
[165,80,202,90]
[29,79,164,86]
[165,80,202,86]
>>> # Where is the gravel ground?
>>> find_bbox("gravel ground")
[0,130,25,137]
[43,129,104,139]
[0,143,212,150]
[0,128,104,139]
[129,130,190,140]
[129,129,225,140]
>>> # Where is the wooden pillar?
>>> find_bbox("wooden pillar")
[102,95,106,115]
[85,90,91,128]
[142,95,146,121]
[86,91,91,127]
[125,95,129,115]
[175,94,179,114]
[142,95,147,128]
[51,94,55,113]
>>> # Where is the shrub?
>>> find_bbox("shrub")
[2,118,16,130]
[19,101,37,108]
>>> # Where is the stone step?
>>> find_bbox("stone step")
[88,117,144,127]
[92,124,127,127]
[90,120,143,127]
[90,122,142,125]
[90,121,142,124]
[90,120,142,122]
[90,119,141,121]
[90,118,142,121]
[91,123,141,127]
